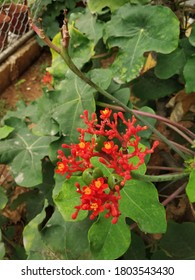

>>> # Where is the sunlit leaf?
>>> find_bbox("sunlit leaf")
[0,125,14,140]
[48,26,95,79]
[186,169,195,203]
[54,176,88,222]
[0,186,8,210]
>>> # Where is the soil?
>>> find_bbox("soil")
[0,49,52,109]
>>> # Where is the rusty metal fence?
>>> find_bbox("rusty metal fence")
[0,0,39,53]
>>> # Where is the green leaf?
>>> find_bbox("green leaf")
[156,221,195,260]
[123,231,146,259]
[33,74,96,144]
[88,0,130,13]
[23,202,48,259]
[104,5,179,83]
[155,48,186,79]
[183,56,195,93]
[0,186,8,210]
[24,207,92,260]
[132,71,182,100]
[136,106,157,139]
[48,26,95,80]
[32,117,59,136]
[0,232,5,260]
[41,210,93,260]
[73,9,104,44]
[186,169,195,203]
[88,214,130,259]
[0,125,14,140]
[54,176,88,222]
[189,23,195,47]
[88,68,112,90]
[112,88,131,105]
[120,180,166,233]
[0,128,56,187]
[90,156,114,176]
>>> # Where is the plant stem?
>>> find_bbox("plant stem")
[162,183,187,206]
[131,171,189,182]
[30,19,190,160]
[147,166,184,172]
[97,101,195,140]
[60,48,188,160]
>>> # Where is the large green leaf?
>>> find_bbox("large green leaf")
[88,68,112,90]
[88,214,130,259]
[88,0,130,13]
[120,180,166,233]
[33,74,96,144]
[104,5,179,83]
[183,56,195,93]
[155,48,186,79]
[186,169,195,203]
[24,206,93,260]
[0,128,56,187]
[54,176,88,222]
[41,210,93,260]
[72,9,104,45]
[88,0,150,13]
[153,221,195,260]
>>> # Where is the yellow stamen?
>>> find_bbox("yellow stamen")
[90,202,98,211]
[94,179,102,188]
[84,187,92,195]
[58,162,65,171]
[79,142,85,149]
[103,108,109,115]
[104,142,112,150]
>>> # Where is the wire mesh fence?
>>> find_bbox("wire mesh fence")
[0,1,29,52]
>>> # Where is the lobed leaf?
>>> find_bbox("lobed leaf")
[120,180,166,233]
[104,5,180,83]
[0,128,57,187]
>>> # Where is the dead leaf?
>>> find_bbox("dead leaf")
[141,52,157,74]
[166,90,195,122]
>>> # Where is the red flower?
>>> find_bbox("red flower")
[100,107,112,120]
[42,71,52,84]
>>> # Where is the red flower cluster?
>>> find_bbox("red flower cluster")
[56,108,159,223]
[42,71,53,84]
[72,177,121,224]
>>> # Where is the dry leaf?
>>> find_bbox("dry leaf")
[166,90,195,122]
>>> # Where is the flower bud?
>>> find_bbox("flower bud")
[108,173,123,190]
[82,167,103,185]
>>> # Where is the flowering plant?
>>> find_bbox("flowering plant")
[0,0,194,260]
[56,108,159,224]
